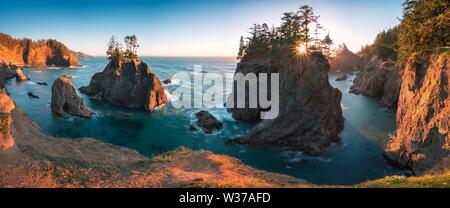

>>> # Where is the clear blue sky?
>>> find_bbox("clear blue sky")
[0,0,403,56]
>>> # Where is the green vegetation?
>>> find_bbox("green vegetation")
[106,35,140,62]
[0,113,9,134]
[358,27,399,61]
[358,174,450,188]
[237,4,335,60]
[397,0,449,65]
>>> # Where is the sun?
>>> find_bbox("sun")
[296,43,307,55]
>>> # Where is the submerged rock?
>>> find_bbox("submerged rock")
[0,90,15,150]
[335,74,348,81]
[350,56,401,108]
[51,75,93,118]
[227,51,344,155]
[15,67,29,81]
[80,59,167,112]
[37,82,48,86]
[385,54,450,175]
[163,79,172,85]
[195,110,223,133]
[27,92,39,99]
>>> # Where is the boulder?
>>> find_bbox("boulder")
[51,75,93,118]
[0,90,15,150]
[227,51,344,155]
[195,110,223,133]
[163,79,172,85]
[80,59,167,112]
[385,54,450,175]
[27,92,39,99]
[335,74,348,81]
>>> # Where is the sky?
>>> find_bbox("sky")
[0,0,404,56]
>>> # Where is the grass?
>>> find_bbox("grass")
[357,174,450,188]
[0,113,9,134]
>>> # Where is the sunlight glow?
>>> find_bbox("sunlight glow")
[296,43,307,55]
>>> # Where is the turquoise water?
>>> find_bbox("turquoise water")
[6,57,402,185]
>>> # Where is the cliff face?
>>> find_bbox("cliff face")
[51,75,94,118]
[228,51,344,155]
[80,59,167,112]
[350,56,402,108]
[0,33,80,67]
[0,90,15,150]
[329,47,363,72]
[385,54,450,175]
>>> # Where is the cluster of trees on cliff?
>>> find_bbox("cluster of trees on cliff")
[0,32,73,55]
[237,5,335,60]
[358,0,449,65]
[106,35,140,62]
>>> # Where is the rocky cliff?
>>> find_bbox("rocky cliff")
[80,59,167,112]
[329,46,363,72]
[228,50,344,155]
[0,33,80,67]
[385,54,449,175]
[51,75,94,118]
[350,56,402,108]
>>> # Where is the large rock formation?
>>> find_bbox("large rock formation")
[329,46,363,72]
[385,54,450,175]
[350,56,402,108]
[0,33,80,67]
[228,50,344,155]
[80,59,167,112]
[0,90,15,150]
[51,75,93,118]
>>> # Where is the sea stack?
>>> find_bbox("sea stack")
[329,45,363,73]
[385,53,450,174]
[51,75,94,118]
[80,58,167,112]
[227,50,344,155]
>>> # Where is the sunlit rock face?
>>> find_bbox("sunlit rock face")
[227,49,344,155]
[51,75,94,118]
[0,33,80,67]
[0,90,15,150]
[385,54,450,175]
[80,59,167,112]
[350,56,402,108]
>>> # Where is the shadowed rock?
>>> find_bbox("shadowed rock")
[227,51,344,155]
[350,56,401,108]
[80,59,167,112]
[195,110,223,133]
[51,75,93,118]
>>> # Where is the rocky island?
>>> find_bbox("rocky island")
[80,36,167,112]
[227,6,344,155]
[51,75,94,118]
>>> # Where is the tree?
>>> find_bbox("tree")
[321,33,333,58]
[397,0,449,64]
[297,5,319,49]
[106,35,122,62]
[312,20,324,51]
[237,36,246,60]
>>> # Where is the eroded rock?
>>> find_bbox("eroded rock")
[51,75,93,118]
[80,59,167,112]
[385,54,450,174]
[0,90,15,150]
[195,110,223,133]
[227,51,344,155]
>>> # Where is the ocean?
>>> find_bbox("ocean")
[5,57,403,185]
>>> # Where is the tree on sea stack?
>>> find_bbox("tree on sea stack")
[107,35,140,62]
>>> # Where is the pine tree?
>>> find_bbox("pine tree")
[237,36,246,60]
